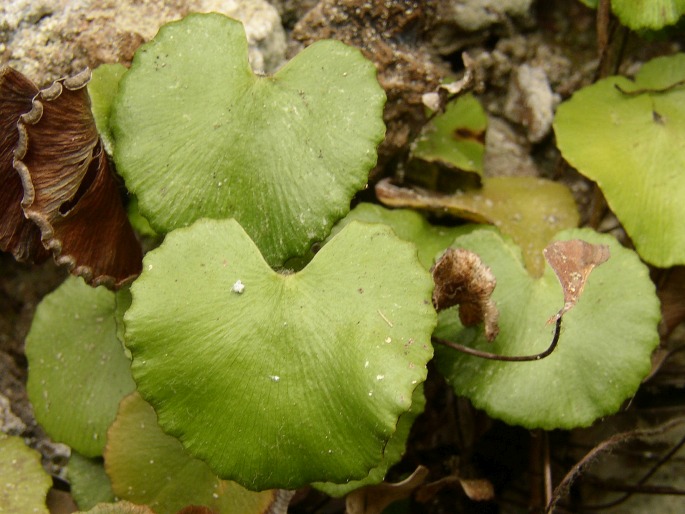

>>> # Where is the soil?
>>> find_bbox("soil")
[2,0,685,513]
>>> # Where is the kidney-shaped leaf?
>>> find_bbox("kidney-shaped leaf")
[112,13,386,267]
[26,277,136,456]
[106,392,278,514]
[554,53,685,267]
[434,228,660,429]
[124,218,435,490]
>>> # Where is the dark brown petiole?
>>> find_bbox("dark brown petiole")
[432,316,562,362]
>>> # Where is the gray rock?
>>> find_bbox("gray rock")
[1,0,286,84]
[484,116,539,178]
[200,0,286,74]
[439,0,534,32]
[0,394,26,436]
[504,64,558,143]
[429,0,534,54]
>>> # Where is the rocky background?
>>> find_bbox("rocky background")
[2,1,684,512]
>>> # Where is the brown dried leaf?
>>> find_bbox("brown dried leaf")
[415,474,494,503]
[346,465,429,514]
[376,177,579,275]
[432,248,499,341]
[414,476,459,503]
[0,66,49,262]
[543,239,610,322]
[458,477,495,501]
[14,69,142,289]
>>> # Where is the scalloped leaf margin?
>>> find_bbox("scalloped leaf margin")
[124,218,435,490]
[26,276,136,456]
[434,228,660,430]
[112,13,386,267]
[554,53,685,267]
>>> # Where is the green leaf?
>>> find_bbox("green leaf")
[126,196,157,239]
[434,228,660,429]
[26,277,137,456]
[68,453,115,511]
[124,218,436,490]
[313,385,426,497]
[0,434,52,514]
[576,0,685,29]
[331,203,474,269]
[88,63,127,155]
[105,392,278,514]
[612,0,685,29]
[114,287,132,351]
[112,13,385,267]
[411,93,486,176]
[554,53,685,267]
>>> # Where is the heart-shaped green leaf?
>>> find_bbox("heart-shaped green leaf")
[105,392,278,513]
[124,218,435,490]
[554,53,685,267]
[112,13,386,267]
[26,277,136,456]
[0,434,52,514]
[434,228,660,429]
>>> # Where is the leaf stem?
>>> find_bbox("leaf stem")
[579,432,685,510]
[431,317,562,362]
[545,417,685,513]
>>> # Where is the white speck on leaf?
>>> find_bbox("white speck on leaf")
[378,309,393,327]
[231,280,245,294]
